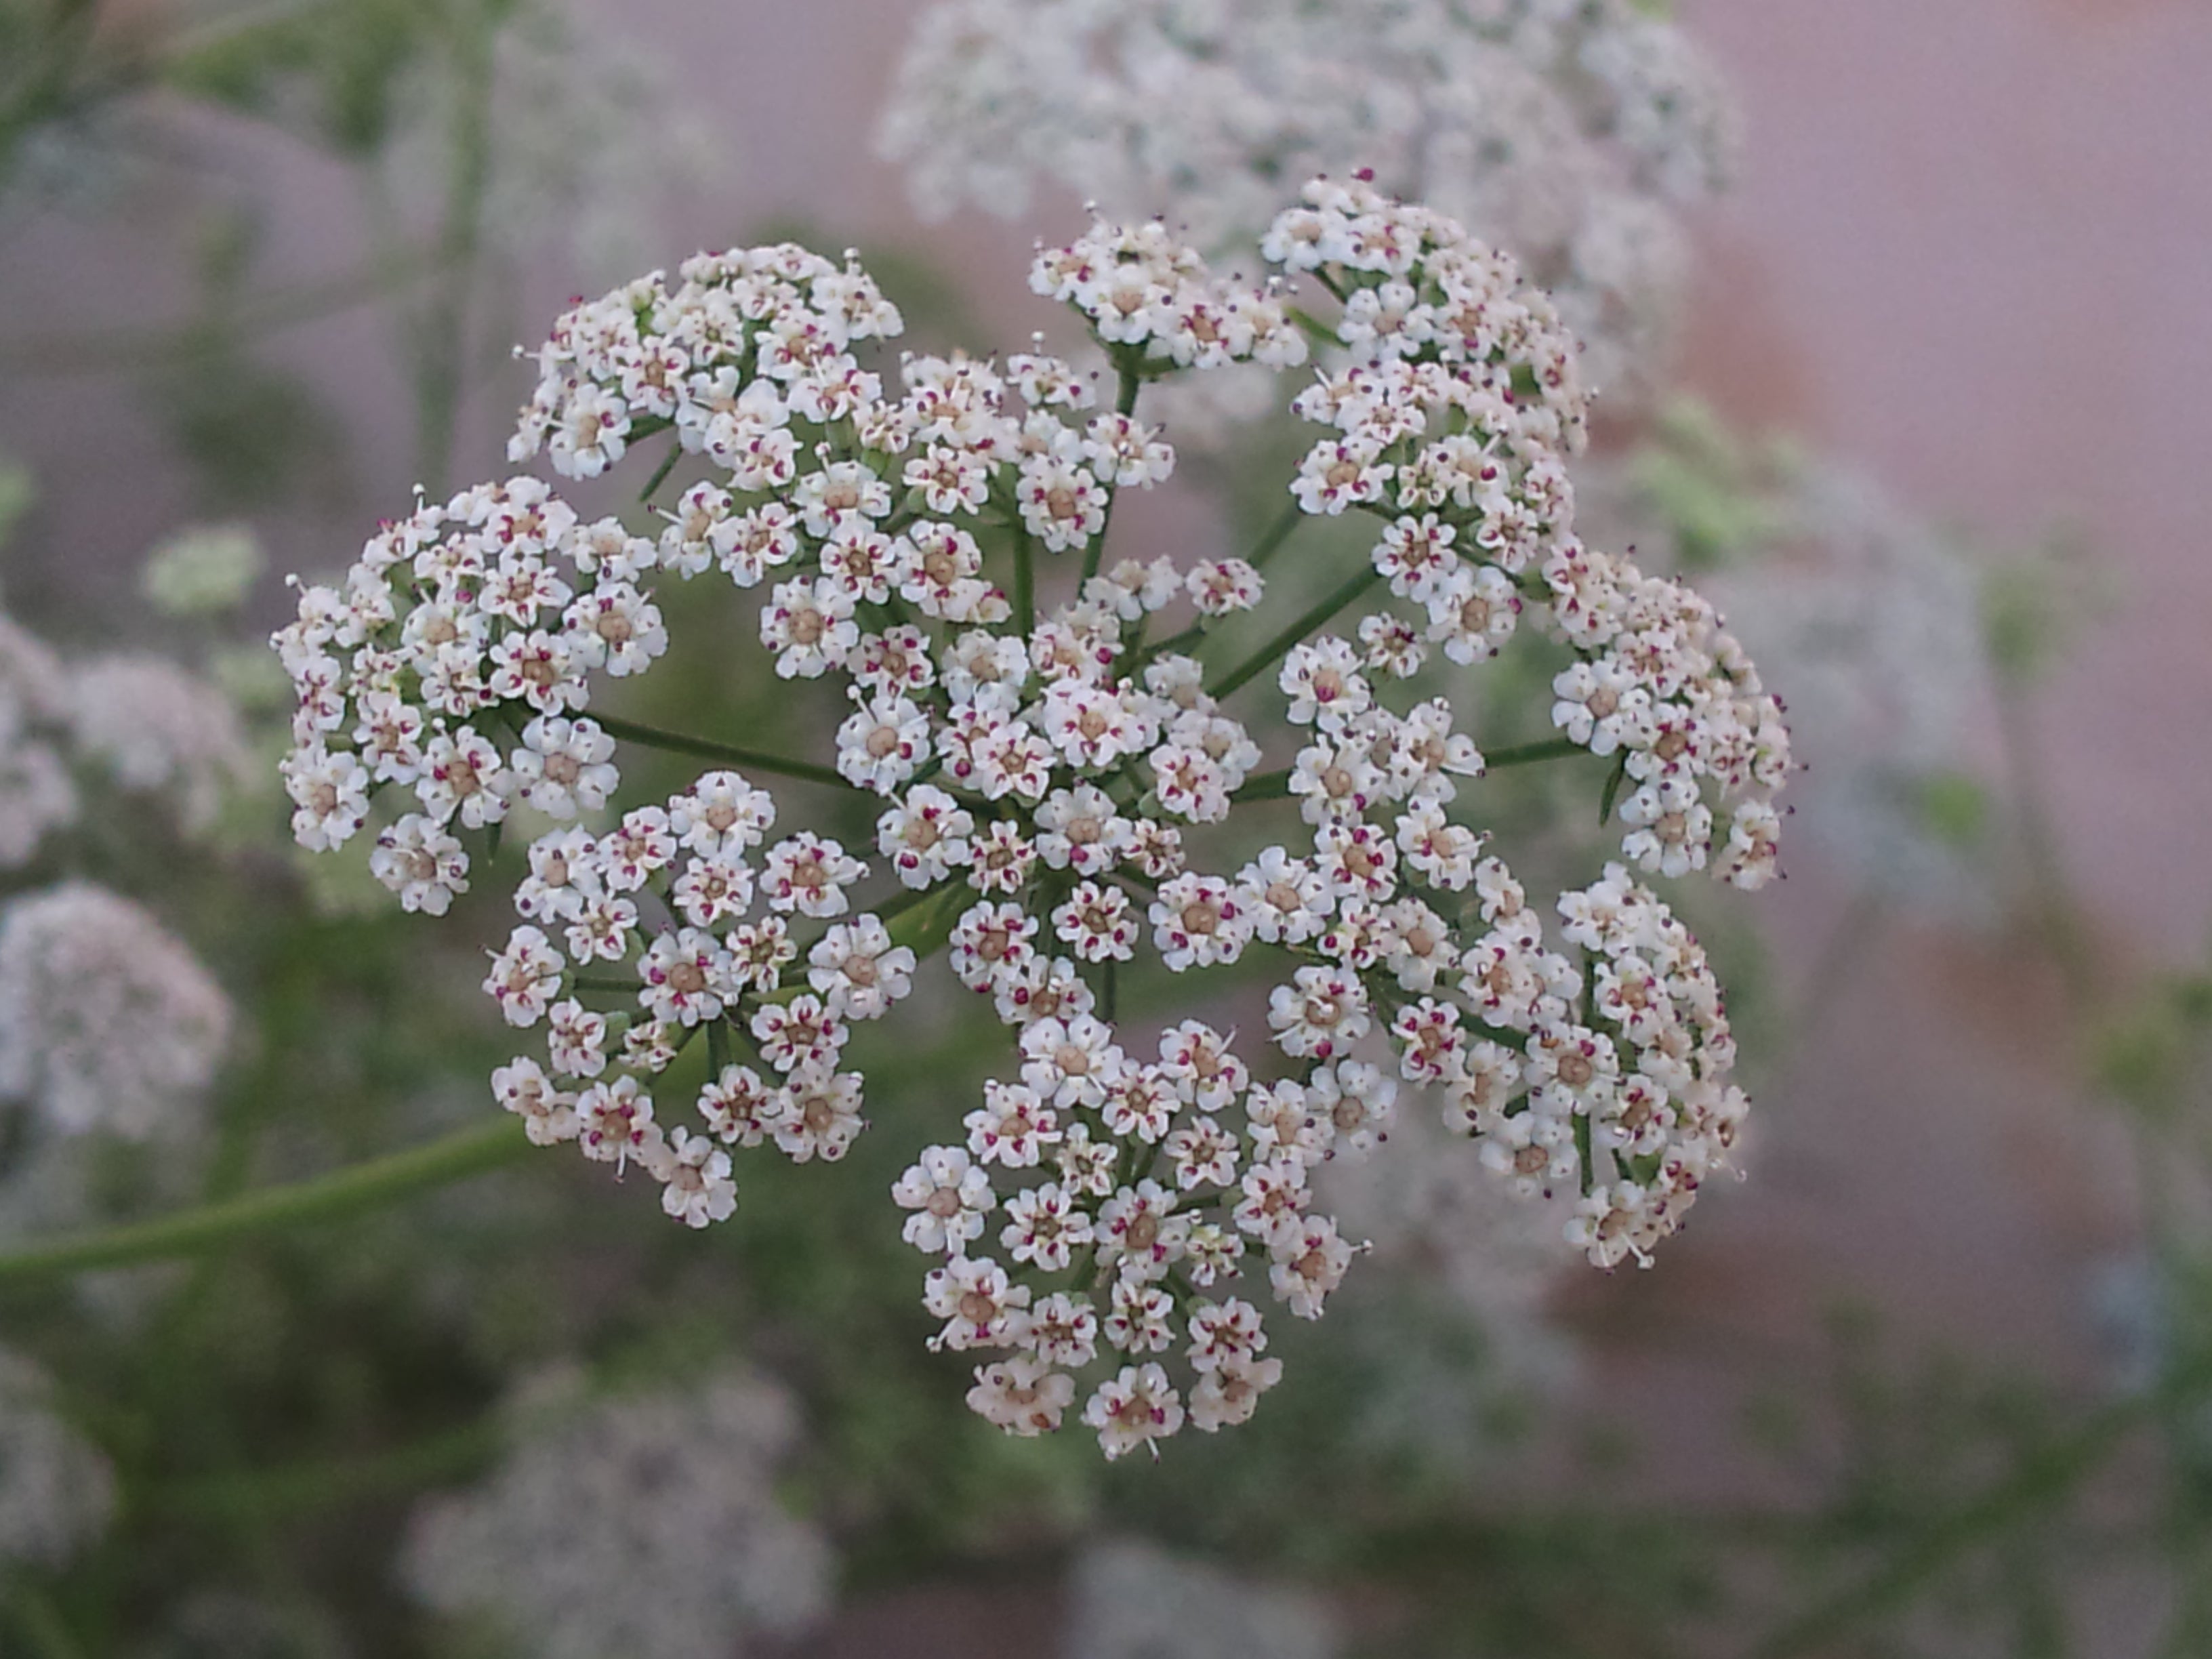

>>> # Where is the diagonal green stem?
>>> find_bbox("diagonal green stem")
[637,440,682,506]
[1744,1358,2212,1659]
[1243,498,1307,573]
[0,881,977,1286]
[591,713,850,790]
[1206,560,1383,699]
[0,1120,531,1287]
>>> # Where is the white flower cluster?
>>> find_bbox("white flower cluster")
[1321,1103,1576,1382]
[0,615,79,868]
[0,882,234,1142]
[0,605,254,864]
[1065,1538,1341,1659]
[273,474,649,899]
[276,173,1790,1458]
[1710,464,1993,908]
[0,593,243,1164]
[0,1347,115,1568]
[1269,182,1790,888]
[68,656,255,837]
[880,0,1740,396]
[403,1366,830,1659]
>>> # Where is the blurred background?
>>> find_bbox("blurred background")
[1,1,2209,1654]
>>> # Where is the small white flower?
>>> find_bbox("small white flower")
[638,928,735,1026]
[283,745,370,851]
[576,1075,659,1170]
[924,1254,1031,1351]
[512,716,618,819]
[652,1127,739,1228]
[1082,1364,1184,1460]
[1148,874,1254,970]
[492,1057,576,1146]
[998,1181,1092,1272]
[894,1145,997,1254]
[773,1063,867,1163]
[372,815,470,915]
[876,785,975,887]
[761,834,865,918]
[697,1064,785,1147]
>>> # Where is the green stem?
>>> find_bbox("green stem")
[638,441,682,506]
[591,713,851,791]
[1483,737,1586,771]
[407,4,497,493]
[1283,306,1339,350]
[1745,1359,2212,1659]
[1079,363,1145,588]
[1598,751,1631,825]
[0,1120,530,1286]
[1012,529,1036,636]
[150,1416,506,1521]
[1206,562,1384,699]
[1994,676,2091,996]
[1243,499,1307,573]
[1232,769,1293,803]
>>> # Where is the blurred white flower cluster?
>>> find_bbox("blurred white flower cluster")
[1708,466,1994,909]
[880,0,1740,401]
[0,558,245,1171]
[402,1366,831,1659]
[1322,1099,1577,1379]
[0,1346,115,1568]
[1064,1537,1340,1659]
[0,604,255,865]
[0,615,78,869]
[1578,411,2000,913]
[276,173,1790,1458]
[0,883,232,1144]
[367,0,718,286]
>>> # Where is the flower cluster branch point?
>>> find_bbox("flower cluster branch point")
[272,171,1793,1459]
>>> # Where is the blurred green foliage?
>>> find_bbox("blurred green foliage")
[1629,398,1800,572]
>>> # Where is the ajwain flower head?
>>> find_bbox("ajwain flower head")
[274,171,1791,1459]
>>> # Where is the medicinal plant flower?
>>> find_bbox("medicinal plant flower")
[276,171,1791,1458]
